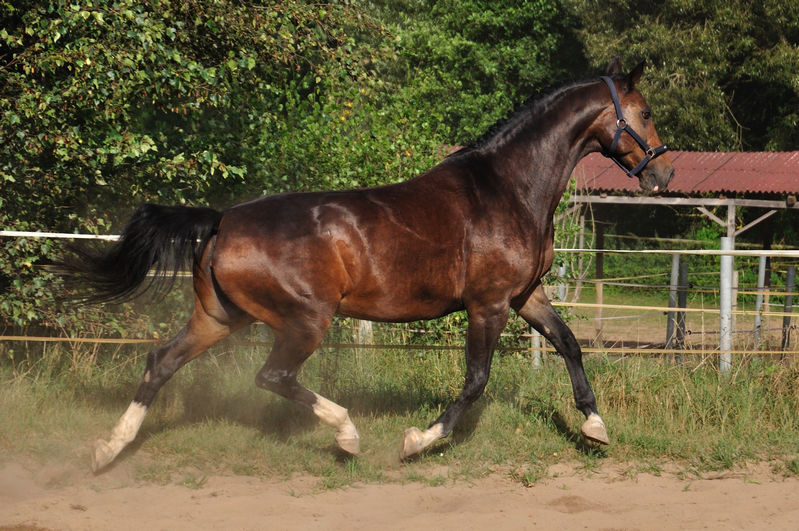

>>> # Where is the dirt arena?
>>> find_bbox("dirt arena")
[3,459,799,530]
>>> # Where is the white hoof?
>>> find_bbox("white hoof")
[336,433,361,455]
[400,427,425,459]
[581,414,610,445]
[91,439,117,472]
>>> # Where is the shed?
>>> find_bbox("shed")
[574,150,799,198]
[568,151,799,365]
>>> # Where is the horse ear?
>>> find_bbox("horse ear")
[605,56,623,76]
[626,60,646,89]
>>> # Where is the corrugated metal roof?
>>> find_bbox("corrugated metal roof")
[573,151,799,195]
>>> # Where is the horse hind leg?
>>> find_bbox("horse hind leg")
[255,329,360,455]
[92,306,251,472]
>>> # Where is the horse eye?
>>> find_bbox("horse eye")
[641,110,652,120]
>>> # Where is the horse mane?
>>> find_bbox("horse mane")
[451,77,603,157]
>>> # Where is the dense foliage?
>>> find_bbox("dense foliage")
[1,0,390,227]
[370,0,583,144]
[0,0,573,330]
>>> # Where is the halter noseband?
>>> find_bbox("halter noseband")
[600,76,668,178]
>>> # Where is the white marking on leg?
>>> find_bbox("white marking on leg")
[400,423,445,459]
[92,402,148,472]
[110,401,148,444]
[311,393,360,454]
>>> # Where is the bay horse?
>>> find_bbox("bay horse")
[62,58,673,472]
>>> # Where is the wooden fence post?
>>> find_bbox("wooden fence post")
[531,328,542,370]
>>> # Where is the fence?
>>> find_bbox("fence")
[2,231,798,371]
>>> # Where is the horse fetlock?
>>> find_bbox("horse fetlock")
[580,413,610,445]
[91,402,148,472]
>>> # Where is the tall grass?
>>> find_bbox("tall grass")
[2,336,799,487]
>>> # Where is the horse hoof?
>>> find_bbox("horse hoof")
[336,434,361,455]
[400,427,425,459]
[91,439,116,473]
[580,414,610,445]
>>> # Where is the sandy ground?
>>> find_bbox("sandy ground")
[2,460,799,530]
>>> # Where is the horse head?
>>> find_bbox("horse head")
[596,57,674,193]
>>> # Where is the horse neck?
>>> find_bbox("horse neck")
[480,81,606,221]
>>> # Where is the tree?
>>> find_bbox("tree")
[1,0,579,330]
[564,0,799,151]
[370,0,586,145]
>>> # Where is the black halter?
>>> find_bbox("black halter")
[600,76,668,178]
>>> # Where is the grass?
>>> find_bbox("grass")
[2,336,799,489]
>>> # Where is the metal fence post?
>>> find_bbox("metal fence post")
[719,237,733,374]
[782,266,796,353]
[754,256,767,348]
[675,262,688,364]
[666,253,680,349]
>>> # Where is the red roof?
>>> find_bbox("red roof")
[573,151,799,195]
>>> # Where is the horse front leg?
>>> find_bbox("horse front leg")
[400,302,509,458]
[515,285,609,445]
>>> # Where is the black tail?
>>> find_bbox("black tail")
[59,203,222,303]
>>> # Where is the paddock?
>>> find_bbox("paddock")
[4,459,799,530]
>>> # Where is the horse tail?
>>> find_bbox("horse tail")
[59,203,222,303]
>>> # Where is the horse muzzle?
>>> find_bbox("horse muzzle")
[639,160,674,193]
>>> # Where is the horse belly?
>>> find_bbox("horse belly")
[337,250,464,322]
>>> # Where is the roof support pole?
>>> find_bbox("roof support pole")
[666,253,680,349]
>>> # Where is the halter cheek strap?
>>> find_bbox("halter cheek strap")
[600,76,668,178]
